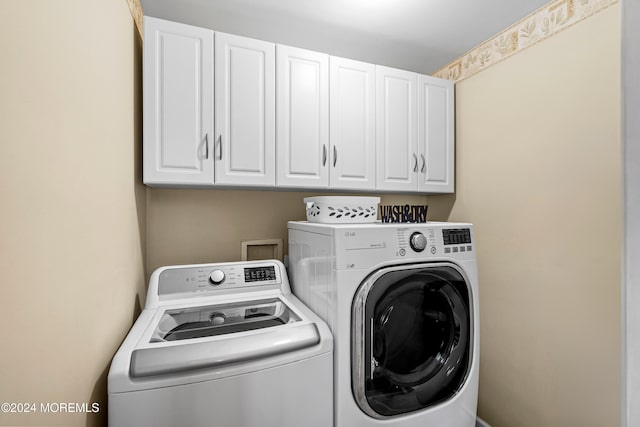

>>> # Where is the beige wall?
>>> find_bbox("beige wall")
[146,190,454,275]
[450,5,621,427]
[0,1,621,426]
[0,1,146,426]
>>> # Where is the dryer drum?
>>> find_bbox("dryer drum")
[356,266,471,416]
[373,281,467,387]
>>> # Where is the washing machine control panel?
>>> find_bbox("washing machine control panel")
[244,265,277,282]
[209,269,226,285]
[158,262,282,296]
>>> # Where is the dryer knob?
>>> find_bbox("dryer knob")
[410,232,427,252]
[209,270,226,285]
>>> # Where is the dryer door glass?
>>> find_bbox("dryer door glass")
[352,264,471,417]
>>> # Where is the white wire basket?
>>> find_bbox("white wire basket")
[304,196,380,223]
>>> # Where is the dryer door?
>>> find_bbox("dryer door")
[352,263,472,418]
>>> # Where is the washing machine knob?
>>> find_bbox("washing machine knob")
[410,232,427,252]
[209,270,226,285]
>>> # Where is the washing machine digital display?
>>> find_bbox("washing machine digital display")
[244,266,276,282]
[442,228,472,245]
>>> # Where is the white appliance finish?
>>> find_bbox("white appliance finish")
[108,260,333,427]
[143,16,214,185]
[215,32,276,186]
[276,45,330,188]
[288,221,479,427]
[329,56,376,190]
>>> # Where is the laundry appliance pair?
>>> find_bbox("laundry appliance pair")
[288,221,479,427]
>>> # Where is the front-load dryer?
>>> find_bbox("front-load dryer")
[288,221,479,427]
[108,260,333,427]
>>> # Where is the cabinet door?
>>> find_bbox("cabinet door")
[276,45,329,188]
[329,57,376,190]
[376,66,418,192]
[215,33,275,186]
[143,17,214,185]
[418,75,454,193]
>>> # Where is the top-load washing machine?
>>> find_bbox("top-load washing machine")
[288,221,479,427]
[108,260,333,427]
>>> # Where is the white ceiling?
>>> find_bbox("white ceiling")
[140,0,550,74]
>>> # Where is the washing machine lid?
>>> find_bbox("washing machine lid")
[352,263,472,418]
[130,297,320,377]
[152,298,299,342]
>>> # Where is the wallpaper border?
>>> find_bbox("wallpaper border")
[433,0,619,82]
[125,0,144,39]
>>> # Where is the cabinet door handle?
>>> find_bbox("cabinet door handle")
[322,144,327,166]
[333,146,337,167]
[205,134,209,159]
[218,135,223,160]
[413,153,418,172]
[421,154,426,173]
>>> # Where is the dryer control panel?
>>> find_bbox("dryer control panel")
[326,223,475,270]
[442,228,473,255]
[157,262,282,296]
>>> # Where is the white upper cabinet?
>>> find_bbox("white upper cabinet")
[143,17,214,185]
[375,66,418,192]
[142,18,455,193]
[329,57,376,190]
[417,75,454,193]
[215,33,275,186]
[276,45,329,188]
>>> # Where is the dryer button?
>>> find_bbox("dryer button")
[409,232,427,252]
